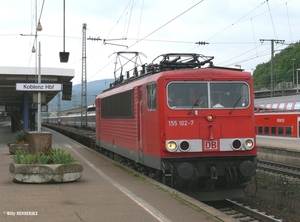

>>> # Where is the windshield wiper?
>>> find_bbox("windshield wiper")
[229,95,243,114]
[188,95,202,115]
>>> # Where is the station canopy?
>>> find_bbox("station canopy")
[0,66,74,112]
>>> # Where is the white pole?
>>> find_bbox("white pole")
[292,59,295,86]
[297,69,299,94]
[38,42,41,132]
[296,69,300,93]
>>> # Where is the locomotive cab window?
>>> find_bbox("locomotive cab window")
[167,81,249,109]
[167,82,208,109]
[210,82,249,108]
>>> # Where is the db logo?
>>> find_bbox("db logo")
[203,140,219,151]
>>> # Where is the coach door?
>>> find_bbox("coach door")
[298,117,300,138]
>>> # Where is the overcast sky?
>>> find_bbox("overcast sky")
[0,0,299,85]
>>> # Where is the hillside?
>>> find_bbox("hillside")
[48,79,114,112]
[253,41,300,90]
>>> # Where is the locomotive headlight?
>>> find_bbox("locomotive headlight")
[206,114,214,122]
[243,139,254,150]
[166,141,178,152]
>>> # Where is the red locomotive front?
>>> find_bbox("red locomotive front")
[96,53,257,200]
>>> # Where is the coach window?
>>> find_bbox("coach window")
[265,104,271,112]
[278,103,285,112]
[147,82,157,110]
[258,126,263,135]
[278,126,284,136]
[271,126,276,136]
[294,102,300,111]
[286,126,292,137]
[286,102,293,112]
[264,126,270,135]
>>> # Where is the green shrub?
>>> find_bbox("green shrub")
[11,148,77,164]
[50,148,76,164]
[11,150,25,164]
[15,132,28,144]
[22,153,37,164]
[37,153,51,164]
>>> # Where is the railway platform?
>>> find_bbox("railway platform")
[0,121,235,222]
[256,135,300,150]
[256,135,300,167]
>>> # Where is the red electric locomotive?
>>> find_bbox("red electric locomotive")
[95,52,257,201]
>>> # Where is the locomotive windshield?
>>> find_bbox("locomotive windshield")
[167,81,249,109]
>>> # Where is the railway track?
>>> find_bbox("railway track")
[257,159,300,179]
[205,199,282,222]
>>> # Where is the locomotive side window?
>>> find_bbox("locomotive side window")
[101,90,134,118]
[167,81,249,109]
[147,82,157,110]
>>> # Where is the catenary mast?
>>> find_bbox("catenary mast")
[81,23,87,128]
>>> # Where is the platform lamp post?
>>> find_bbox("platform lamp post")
[20,21,42,132]
[37,42,42,132]
[36,21,42,132]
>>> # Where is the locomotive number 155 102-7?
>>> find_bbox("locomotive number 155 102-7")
[168,120,194,127]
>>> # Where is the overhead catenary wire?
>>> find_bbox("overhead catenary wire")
[266,0,278,39]
[136,0,145,41]
[28,0,296,90]
[285,2,293,43]
[205,0,268,41]
[127,0,204,49]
